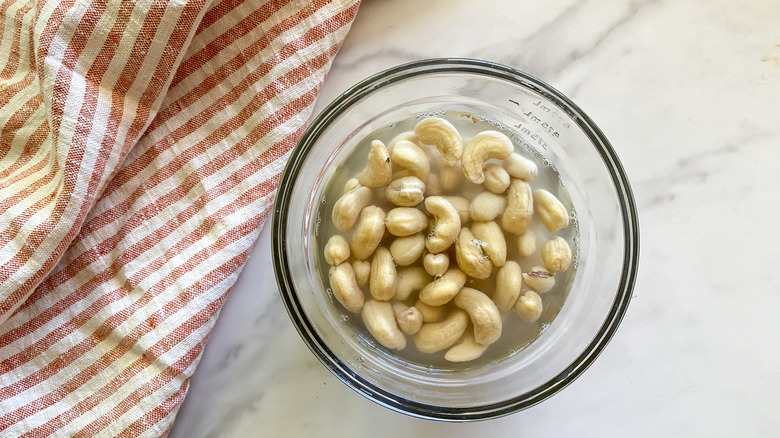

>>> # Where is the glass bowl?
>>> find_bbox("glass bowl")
[271,58,639,420]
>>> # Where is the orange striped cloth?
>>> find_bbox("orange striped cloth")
[0,0,360,435]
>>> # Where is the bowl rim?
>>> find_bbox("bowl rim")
[271,58,640,421]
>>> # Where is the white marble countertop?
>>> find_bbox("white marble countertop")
[169,0,780,436]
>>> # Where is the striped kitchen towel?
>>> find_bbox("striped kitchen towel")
[0,0,360,435]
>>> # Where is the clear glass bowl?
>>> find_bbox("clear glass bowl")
[271,59,639,420]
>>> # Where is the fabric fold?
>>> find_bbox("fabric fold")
[0,0,361,435]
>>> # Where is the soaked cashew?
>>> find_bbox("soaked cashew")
[414,117,463,166]
[343,178,360,194]
[350,206,386,260]
[328,263,365,313]
[469,192,506,222]
[517,231,537,258]
[453,288,502,345]
[369,247,397,300]
[420,143,441,171]
[533,189,570,232]
[541,236,572,272]
[389,233,425,266]
[392,302,423,335]
[414,300,448,323]
[332,186,373,232]
[444,330,488,362]
[483,163,511,194]
[424,196,461,253]
[324,235,350,266]
[494,261,522,312]
[352,260,370,287]
[454,227,492,279]
[385,176,425,207]
[461,130,514,184]
[424,173,442,196]
[386,207,429,236]
[392,168,416,180]
[395,266,431,300]
[514,290,543,322]
[523,265,555,293]
[413,309,469,353]
[392,140,430,181]
[470,221,506,267]
[423,253,449,277]
[501,180,533,235]
[362,300,406,350]
[443,196,470,224]
[356,140,392,188]
[503,152,538,181]
[387,130,419,151]
[439,163,462,192]
[419,268,467,306]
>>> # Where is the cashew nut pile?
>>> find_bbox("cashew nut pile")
[324,116,574,363]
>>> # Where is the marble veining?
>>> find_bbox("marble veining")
[169,0,780,436]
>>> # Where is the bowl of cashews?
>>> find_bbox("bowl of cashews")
[272,58,639,420]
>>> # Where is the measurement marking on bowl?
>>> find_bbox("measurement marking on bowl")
[509,99,572,130]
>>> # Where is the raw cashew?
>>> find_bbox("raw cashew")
[385,176,425,207]
[517,231,536,258]
[343,178,359,194]
[523,265,555,293]
[324,235,350,266]
[494,261,522,311]
[392,140,430,181]
[461,130,514,184]
[470,221,506,267]
[369,247,397,300]
[439,163,462,192]
[414,117,463,166]
[454,228,492,279]
[503,152,538,181]
[534,189,570,232]
[328,263,365,313]
[350,206,386,260]
[356,140,392,188]
[352,260,370,287]
[541,236,572,272]
[332,186,373,232]
[414,301,448,323]
[501,180,533,235]
[419,268,467,306]
[362,300,406,350]
[483,163,511,194]
[453,288,502,345]
[444,329,488,362]
[413,309,469,353]
[469,192,506,222]
[395,266,431,300]
[514,290,543,322]
[386,207,429,236]
[389,233,425,266]
[392,302,423,335]
[424,196,461,253]
[423,253,449,277]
